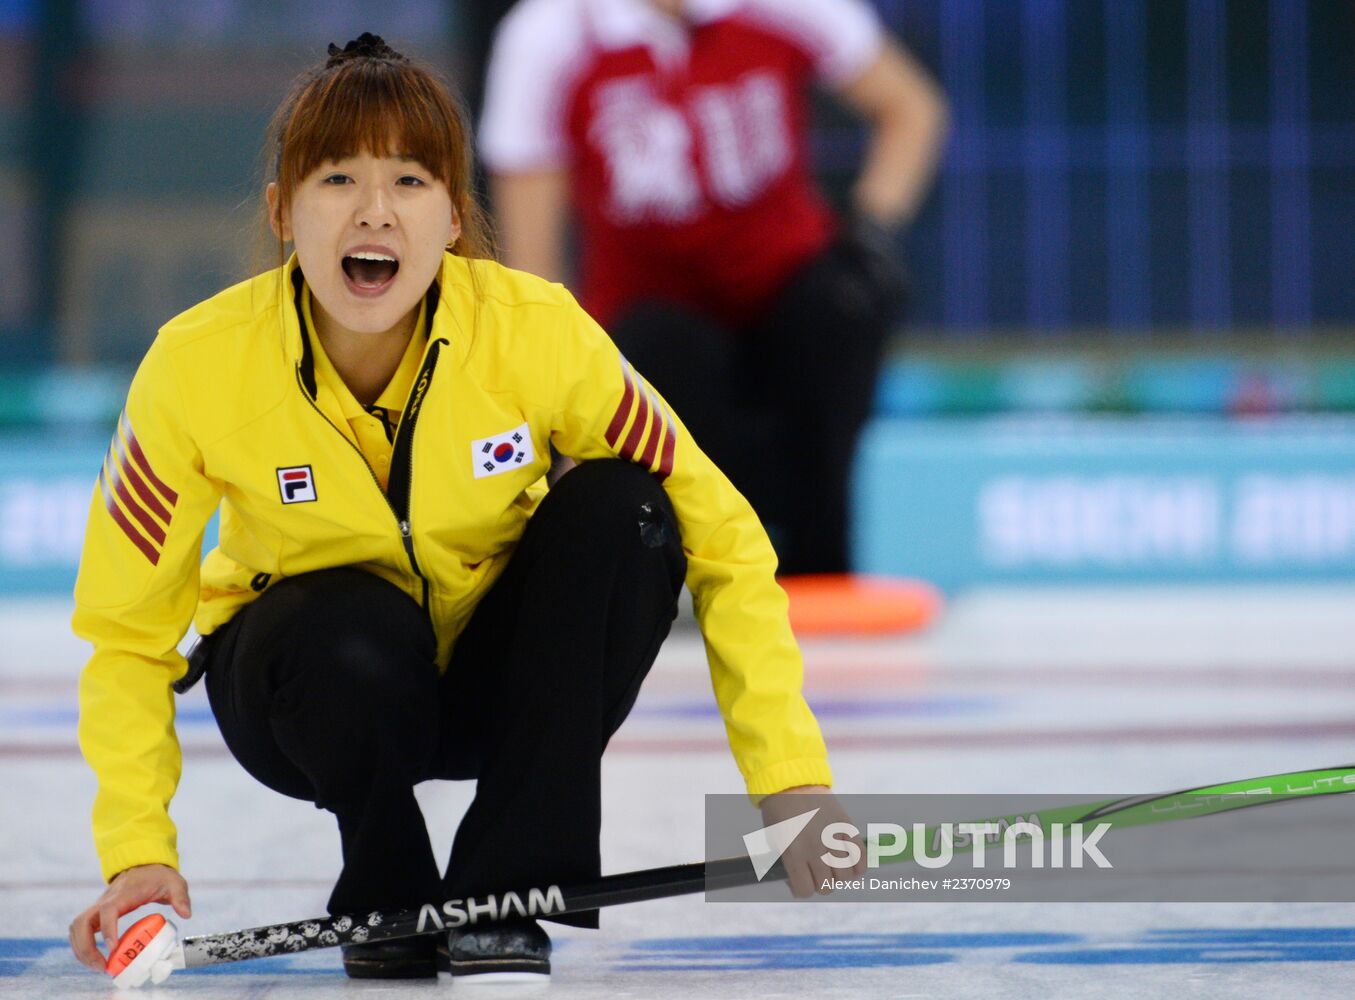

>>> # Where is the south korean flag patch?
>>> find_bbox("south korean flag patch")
[471,422,535,479]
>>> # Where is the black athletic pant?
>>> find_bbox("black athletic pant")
[609,237,896,576]
[202,460,686,928]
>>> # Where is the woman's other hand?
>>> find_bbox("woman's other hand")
[69,863,191,973]
[759,785,868,897]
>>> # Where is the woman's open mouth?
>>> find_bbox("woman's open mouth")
[341,251,400,295]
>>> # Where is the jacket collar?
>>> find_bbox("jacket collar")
[588,0,741,41]
[585,0,743,68]
[282,253,444,400]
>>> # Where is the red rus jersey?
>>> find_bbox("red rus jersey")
[480,0,884,329]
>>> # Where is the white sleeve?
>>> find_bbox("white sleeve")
[478,0,586,172]
[745,0,885,87]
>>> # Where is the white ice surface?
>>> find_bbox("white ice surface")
[4,586,1355,998]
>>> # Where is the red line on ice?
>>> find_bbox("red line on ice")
[7,718,1355,759]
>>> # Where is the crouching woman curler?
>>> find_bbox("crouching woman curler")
[67,33,862,983]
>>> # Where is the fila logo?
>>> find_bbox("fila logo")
[471,422,536,479]
[277,465,317,504]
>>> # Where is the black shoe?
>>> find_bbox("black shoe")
[341,935,439,979]
[438,919,552,982]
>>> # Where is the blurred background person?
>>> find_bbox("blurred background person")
[478,0,948,576]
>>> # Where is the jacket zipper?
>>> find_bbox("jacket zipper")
[394,410,427,609]
[293,338,445,607]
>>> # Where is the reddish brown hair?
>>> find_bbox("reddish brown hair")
[263,34,495,265]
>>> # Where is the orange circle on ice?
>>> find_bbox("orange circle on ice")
[780,574,942,636]
[105,913,167,978]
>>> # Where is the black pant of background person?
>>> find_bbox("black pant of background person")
[609,234,900,576]
[202,460,686,929]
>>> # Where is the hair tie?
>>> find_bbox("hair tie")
[325,32,404,68]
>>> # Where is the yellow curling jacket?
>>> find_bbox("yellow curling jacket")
[73,253,832,882]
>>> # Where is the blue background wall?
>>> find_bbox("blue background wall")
[826,0,1354,336]
[3,2,1355,363]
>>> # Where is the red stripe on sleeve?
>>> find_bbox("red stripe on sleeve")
[113,435,172,523]
[120,412,179,506]
[656,402,678,482]
[604,361,637,448]
[619,381,653,461]
[109,461,167,545]
[637,386,665,471]
[100,469,161,566]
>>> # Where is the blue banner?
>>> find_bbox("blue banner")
[8,419,1355,596]
[0,437,104,595]
[0,436,218,596]
[852,417,1355,589]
